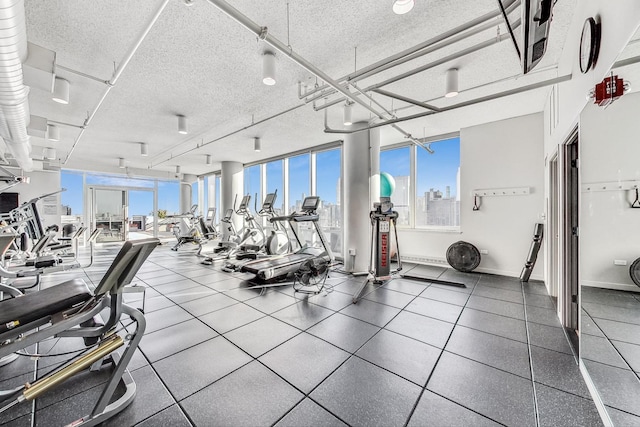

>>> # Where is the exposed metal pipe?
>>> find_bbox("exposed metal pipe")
[55,64,109,85]
[205,0,421,151]
[62,0,169,164]
[300,0,519,100]
[324,74,572,134]
[0,0,33,171]
[372,89,441,111]
[313,28,516,113]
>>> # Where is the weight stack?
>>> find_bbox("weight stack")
[520,223,544,282]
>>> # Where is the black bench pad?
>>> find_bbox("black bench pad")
[0,279,92,333]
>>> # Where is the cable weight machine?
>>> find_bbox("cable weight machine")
[352,197,402,303]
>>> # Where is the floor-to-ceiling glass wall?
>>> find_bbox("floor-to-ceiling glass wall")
[315,148,342,255]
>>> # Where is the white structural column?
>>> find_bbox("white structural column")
[221,161,243,239]
[179,173,197,236]
[343,122,380,273]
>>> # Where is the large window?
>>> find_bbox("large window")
[243,165,261,211]
[416,136,460,227]
[265,160,284,215]
[61,170,84,216]
[380,146,411,226]
[315,148,342,254]
[288,154,310,213]
[158,180,180,216]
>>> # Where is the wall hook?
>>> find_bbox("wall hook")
[632,188,640,208]
[473,195,481,211]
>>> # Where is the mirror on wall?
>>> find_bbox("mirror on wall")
[579,30,640,426]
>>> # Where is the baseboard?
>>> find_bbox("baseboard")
[581,280,639,292]
[401,255,543,281]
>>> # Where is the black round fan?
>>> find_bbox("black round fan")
[446,241,481,273]
[630,257,640,287]
[293,257,330,294]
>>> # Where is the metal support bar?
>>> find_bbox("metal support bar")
[372,89,442,112]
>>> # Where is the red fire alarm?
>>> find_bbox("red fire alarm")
[589,74,630,107]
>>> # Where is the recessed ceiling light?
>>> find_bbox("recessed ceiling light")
[393,0,414,15]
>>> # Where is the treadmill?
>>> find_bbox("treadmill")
[240,196,334,281]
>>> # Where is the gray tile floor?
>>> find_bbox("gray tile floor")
[582,287,640,424]
[0,243,604,426]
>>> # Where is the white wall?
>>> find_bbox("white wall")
[400,113,545,279]
[4,167,61,231]
[580,92,640,291]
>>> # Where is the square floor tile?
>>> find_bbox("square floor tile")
[225,316,301,357]
[340,299,401,327]
[143,305,193,334]
[356,329,441,385]
[259,332,350,393]
[308,313,380,353]
[420,286,470,306]
[466,295,525,320]
[523,292,556,310]
[200,303,265,333]
[582,359,640,416]
[179,292,238,317]
[458,308,527,343]
[606,406,640,427]
[595,318,640,346]
[535,383,603,427]
[445,325,531,378]
[181,361,303,427]
[308,290,355,312]
[363,287,416,309]
[427,352,536,427]
[163,285,217,304]
[581,334,630,369]
[141,295,175,313]
[472,286,523,304]
[139,318,217,362]
[528,322,573,355]
[274,398,347,427]
[311,357,421,427]
[273,301,335,330]
[153,336,252,400]
[526,306,563,327]
[408,390,501,427]
[405,296,463,323]
[385,311,454,348]
[383,278,429,295]
[530,346,589,398]
[245,290,298,314]
[135,404,192,427]
[612,340,640,372]
[143,274,190,288]
[584,302,640,324]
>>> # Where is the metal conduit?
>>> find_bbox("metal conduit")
[62,0,169,164]
[323,74,572,135]
[299,0,519,100]
[206,0,425,151]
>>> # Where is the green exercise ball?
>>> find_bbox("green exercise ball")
[380,172,396,197]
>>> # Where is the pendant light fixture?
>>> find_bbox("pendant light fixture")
[140,142,149,156]
[118,157,125,168]
[47,124,60,142]
[343,102,353,126]
[254,137,261,152]
[262,52,276,86]
[392,0,415,15]
[43,147,56,160]
[52,77,70,104]
[175,165,181,174]
[445,68,459,98]
[206,154,212,165]
[177,115,188,134]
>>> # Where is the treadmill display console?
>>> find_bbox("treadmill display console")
[223,208,234,220]
[302,196,320,212]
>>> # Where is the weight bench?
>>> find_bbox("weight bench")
[0,238,159,426]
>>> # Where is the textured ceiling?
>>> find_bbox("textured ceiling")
[21,0,576,177]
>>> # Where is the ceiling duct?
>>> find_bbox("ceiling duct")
[0,0,33,171]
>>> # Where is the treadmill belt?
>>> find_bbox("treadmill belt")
[242,253,312,274]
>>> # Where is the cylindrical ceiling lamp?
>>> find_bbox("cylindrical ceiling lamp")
[254,137,261,152]
[343,102,353,126]
[445,68,459,98]
[392,0,415,15]
[176,165,181,174]
[118,157,125,168]
[262,52,276,86]
[47,124,60,141]
[52,77,70,104]
[140,142,149,156]
[177,115,188,134]
[206,154,212,165]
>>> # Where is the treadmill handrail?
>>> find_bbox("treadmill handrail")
[270,212,318,222]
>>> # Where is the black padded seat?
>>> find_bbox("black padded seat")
[47,243,72,251]
[34,255,59,268]
[0,279,91,333]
